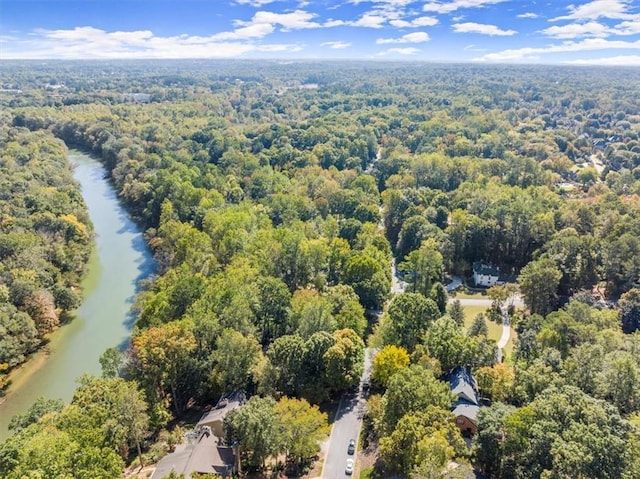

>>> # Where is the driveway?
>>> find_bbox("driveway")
[321,348,374,478]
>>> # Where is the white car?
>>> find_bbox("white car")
[345,458,354,475]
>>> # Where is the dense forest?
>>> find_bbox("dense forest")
[1,61,640,478]
[0,118,93,389]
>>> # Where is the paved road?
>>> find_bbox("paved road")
[445,276,462,292]
[321,348,374,479]
[449,296,524,307]
[391,259,407,295]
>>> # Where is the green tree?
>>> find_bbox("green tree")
[501,386,629,479]
[619,288,640,334]
[131,320,196,416]
[430,282,448,315]
[274,397,329,474]
[518,257,562,316]
[8,397,64,432]
[344,253,389,310]
[468,313,489,337]
[70,375,150,467]
[473,403,516,479]
[381,365,452,434]
[99,347,121,378]
[254,275,291,345]
[424,316,475,374]
[298,331,335,402]
[225,396,278,469]
[577,166,598,187]
[0,423,124,479]
[261,334,305,396]
[323,328,365,394]
[595,351,640,415]
[324,284,367,337]
[379,407,466,475]
[291,289,336,339]
[447,299,465,328]
[399,239,444,297]
[387,293,440,351]
[210,328,262,393]
[475,363,515,402]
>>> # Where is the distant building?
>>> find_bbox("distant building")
[122,93,152,103]
[472,261,501,287]
[447,367,480,436]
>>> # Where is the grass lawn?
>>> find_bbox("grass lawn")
[462,304,516,360]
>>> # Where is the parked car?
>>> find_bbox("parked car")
[345,458,354,475]
[347,438,356,455]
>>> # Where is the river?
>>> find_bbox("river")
[0,149,155,440]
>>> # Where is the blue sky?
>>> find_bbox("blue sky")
[1,0,639,64]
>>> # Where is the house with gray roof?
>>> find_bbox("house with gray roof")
[150,392,245,479]
[447,366,480,436]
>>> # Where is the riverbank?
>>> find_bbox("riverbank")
[0,349,50,407]
[0,150,155,440]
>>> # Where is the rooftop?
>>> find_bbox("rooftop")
[150,432,235,479]
[197,391,246,428]
[472,261,500,277]
[448,367,479,406]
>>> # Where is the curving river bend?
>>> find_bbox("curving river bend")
[0,149,155,440]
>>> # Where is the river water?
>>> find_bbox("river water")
[0,149,155,440]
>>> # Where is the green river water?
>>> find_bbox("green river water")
[0,149,155,440]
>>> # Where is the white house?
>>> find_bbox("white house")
[472,261,502,287]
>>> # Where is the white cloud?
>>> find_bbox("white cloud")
[564,54,640,65]
[423,0,508,14]
[541,21,610,39]
[517,12,539,19]
[324,19,346,28]
[0,26,304,59]
[321,41,352,49]
[212,23,275,40]
[351,13,387,28]
[453,22,517,36]
[236,10,321,30]
[540,18,640,39]
[551,0,639,21]
[378,47,421,55]
[614,19,640,35]
[377,31,430,43]
[475,37,640,62]
[389,16,439,28]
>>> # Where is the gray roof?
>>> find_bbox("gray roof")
[448,367,479,406]
[473,261,500,277]
[197,391,245,427]
[452,401,480,423]
[150,433,234,479]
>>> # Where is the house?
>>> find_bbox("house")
[472,261,501,287]
[150,392,246,479]
[197,391,246,438]
[447,367,480,436]
[150,431,236,479]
